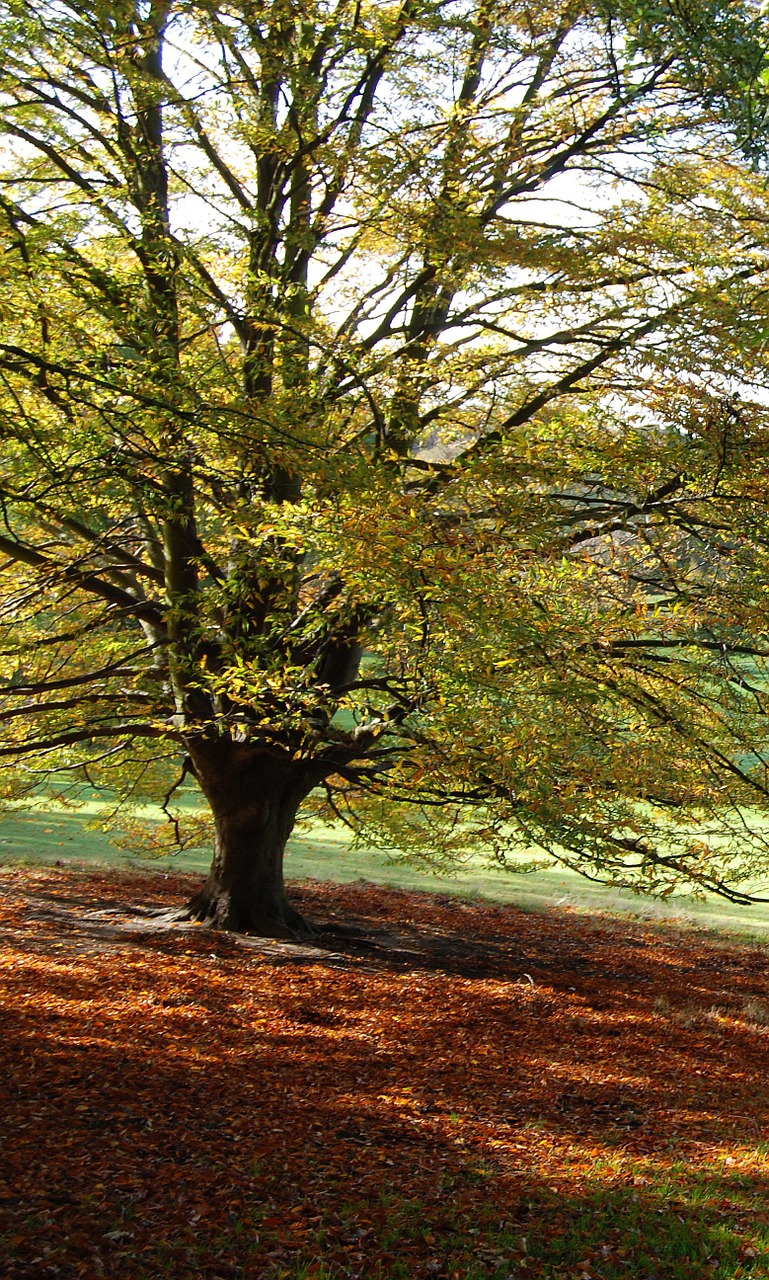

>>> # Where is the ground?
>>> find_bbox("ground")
[3,865,769,1279]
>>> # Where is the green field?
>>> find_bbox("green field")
[4,794,769,940]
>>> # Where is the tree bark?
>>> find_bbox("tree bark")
[184,742,315,938]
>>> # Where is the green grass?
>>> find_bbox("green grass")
[5,794,769,940]
[253,1162,769,1280]
[113,1163,769,1279]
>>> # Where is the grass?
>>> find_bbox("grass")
[5,791,769,940]
[272,1165,769,1280]
[62,1169,769,1280]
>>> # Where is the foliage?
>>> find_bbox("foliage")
[3,0,769,913]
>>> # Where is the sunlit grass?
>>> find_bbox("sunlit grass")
[5,791,769,939]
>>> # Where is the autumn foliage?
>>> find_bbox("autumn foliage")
[3,865,769,1279]
[6,1,769,930]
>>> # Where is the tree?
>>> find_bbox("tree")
[1,0,769,935]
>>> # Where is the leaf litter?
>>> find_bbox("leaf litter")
[2,865,769,1279]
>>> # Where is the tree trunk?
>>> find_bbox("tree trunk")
[184,742,315,938]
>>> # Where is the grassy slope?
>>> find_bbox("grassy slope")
[3,798,769,939]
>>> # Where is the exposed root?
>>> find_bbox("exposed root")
[183,887,315,941]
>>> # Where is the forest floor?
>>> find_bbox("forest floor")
[3,865,769,1280]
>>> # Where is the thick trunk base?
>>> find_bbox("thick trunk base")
[183,882,311,940]
[182,742,320,939]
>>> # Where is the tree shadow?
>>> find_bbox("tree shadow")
[4,869,769,1276]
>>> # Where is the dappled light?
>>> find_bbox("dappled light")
[2,866,769,1278]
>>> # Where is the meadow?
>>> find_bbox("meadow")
[4,794,769,940]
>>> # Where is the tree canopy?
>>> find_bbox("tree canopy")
[2,0,769,933]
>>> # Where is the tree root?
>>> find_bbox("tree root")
[182,887,316,941]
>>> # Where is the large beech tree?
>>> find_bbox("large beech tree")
[3,0,769,934]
